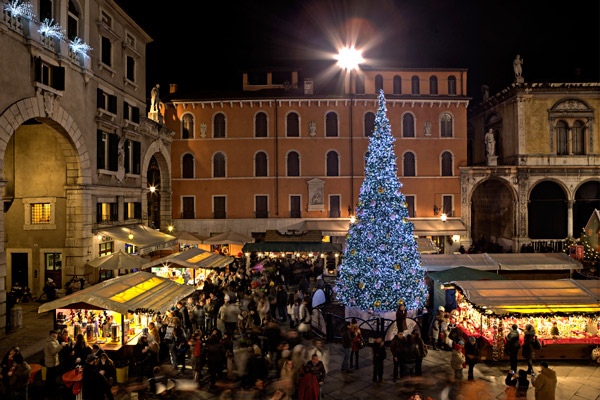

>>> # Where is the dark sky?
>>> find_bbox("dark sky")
[117,0,599,102]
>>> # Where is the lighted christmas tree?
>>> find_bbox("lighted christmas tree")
[335,91,428,312]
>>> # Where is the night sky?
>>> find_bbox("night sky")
[117,0,599,102]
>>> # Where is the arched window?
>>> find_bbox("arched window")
[326,151,339,176]
[375,75,383,93]
[255,112,267,137]
[440,113,453,137]
[411,76,420,95]
[213,152,226,177]
[255,151,268,177]
[402,113,415,137]
[67,0,80,40]
[213,113,226,138]
[286,112,299,137]
[441,151,453,176]
[556,120,568,155]
[364,112,375,137]
[287,151,300,176]
[403,152,416,176]
[393,75,402,94]
[355,75,365,94]
[429,76,438,95]
[448,76,457,95]
[572,120,585,155]
[182,114,194,139]
[325,112,338,137]
[182,154,194,178]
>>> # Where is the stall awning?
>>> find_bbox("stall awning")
[428,266,508,283]
[143,247,234,270]
[421,253,583,272]
[171,231,207,245]
[97,224,177,255]
[86,250,147,270]
[242,241,342,253]
[279,220,351,236]
[411,218,467,236]
[38,271,194,315]
[203,231,253,245]
[451,279,600,315]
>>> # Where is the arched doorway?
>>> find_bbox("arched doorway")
[147,156,161,229]
[528,181,567,239]
[574,181,600,237]
[470,179,515,250]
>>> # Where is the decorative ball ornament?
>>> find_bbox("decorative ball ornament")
[402,217,408,224]
[358,282,365,289]
[374,301,381,307]
[394,264,400,271]
[402,201,407,208]
[378,187,385,194]
[351,249,356,255]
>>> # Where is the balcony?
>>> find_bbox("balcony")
[290,210,302,218]
[328,209,341,218]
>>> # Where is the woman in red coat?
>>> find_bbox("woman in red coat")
[297,364,319,400]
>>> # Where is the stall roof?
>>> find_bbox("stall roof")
[421,253,582,272]
[86,250,147,270]
[142,247,234,270]
[428,267,508,283]
[171,231,207,245]
[38,272,194,315]
[203,230,253,245]
[452,279,600,315]
[242,241,342,253]
[97,224,177,255]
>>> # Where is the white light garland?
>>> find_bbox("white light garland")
[38,18,64,40]
[4,0,33,19]
[69,36,92,58]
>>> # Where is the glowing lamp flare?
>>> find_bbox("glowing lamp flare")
[335,46,364,71]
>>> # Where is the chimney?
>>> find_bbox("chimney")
[304,78,313,95]
[169,84,178,94]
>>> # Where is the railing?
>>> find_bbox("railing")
[3,9,26,35]
[522,239,566,253]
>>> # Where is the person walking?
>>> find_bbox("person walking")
[350,328,363,370]
[340,322,353,373]
[44,329,65,398]
[506,324,521,372]
[413,331,427,376]
[464,336,479,380]
[450,342,466,380]
[532,361,557,400]
[7,353,31,400]
[390,331,404,382]
[303,354,325,399]
[371,337,386,386]
[522,324,536,374]
[396,302,408,333]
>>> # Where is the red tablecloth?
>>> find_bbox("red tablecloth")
[540,337,600,345]
[29,363,42,383]
[62,368,83,395]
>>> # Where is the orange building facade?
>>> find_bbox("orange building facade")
[165,67,470,253]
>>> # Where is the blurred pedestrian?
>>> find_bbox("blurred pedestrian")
[532,361,557,400]
[506,324,521,372]
[465,336,479,380]
[350,327,363,370]
[522,324,536,374]
[340,322,352,373]
[7,352,30,400]
[451,342,465,380]
[372,337,386,386]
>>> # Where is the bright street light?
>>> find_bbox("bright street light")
[335,46,364,71]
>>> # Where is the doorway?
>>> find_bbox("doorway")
[11,253,28,288]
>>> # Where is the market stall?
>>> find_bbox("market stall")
[142,247,234,285]
[444,279,600,360]
[171,231,209,251]
[86,250,148,281]
[203,230,253,257]
[38,271,195,351]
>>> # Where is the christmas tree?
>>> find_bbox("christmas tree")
[335,90,428,312]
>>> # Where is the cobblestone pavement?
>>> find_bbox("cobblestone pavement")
[2,302,599,399]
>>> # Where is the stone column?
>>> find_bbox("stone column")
[65,185,93,282]
[567,200,574,238]
[516,176,529,249]
[0,180,7,336]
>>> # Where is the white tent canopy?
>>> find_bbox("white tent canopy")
[203,230,253,245]
[86,250,147,270]
[421,253,582,272]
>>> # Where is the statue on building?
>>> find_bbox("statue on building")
[308,121,317,137]
[513,55,524,82]
[200,122,207,138]
[151,84,160,112]
[485,129,498,166]
[116,137,126,182]
[424,121,432,136]
[481,85,490,101]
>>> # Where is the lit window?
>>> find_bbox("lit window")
[32,203,51,224]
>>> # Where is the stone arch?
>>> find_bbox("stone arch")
[528,180,568,239]
[141,139,172,230]
[573,179,600,237]
[470,178,516,250]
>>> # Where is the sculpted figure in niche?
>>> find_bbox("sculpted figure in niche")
[485,129,496,157]
[513,55,523,78]
[309,121,317,137]
[200,122,207,138]
[424,121,432,136]
[151,84,160,112]
[311,189,323,205]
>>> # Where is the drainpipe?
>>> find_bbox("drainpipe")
[275,100,279,216]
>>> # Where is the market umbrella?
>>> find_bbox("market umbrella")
[203,230,253,245]
[171,231,207,245]
[86,250,147,270]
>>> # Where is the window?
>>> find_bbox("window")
[182,114,194,139]
[325,112,338,137]
[131,141,141,174]
[556,121,568,155]
[364,112,375,137]
[99,241,113,257]
[101,36,112,67]
[45,253,62,272]
[429,76,438,94]
[126,56,135,82]
[255,112,267,137]
[213,196,226,219]
[290,195,301,218]
[213,113,226,138]
[411,76,420,94]
[355,75,365,94]
[375,74,383,93]
[124,202,141,220]
[405,195,416,218]
[402,113,415,137]
[442,195,453,216]
[448,76,457,95]
[97,202,118,223]
[287,151,300,176]
[33,57,65,91]
[255,195,268,218]
[182,197,195,219]
[286,112,299,137]
[329,195,340,218]
[572,120,585,155]
[40,0,53,22]
[31,203,51,224]
[326,151,339,176]
[213,152,226,177]
[403,152,416,176]
[67,0,79,40]
[393,75,402,94]
[441,113,453,137]
[182,154,194,178]
[255,152,268,177]
[96,131,119,171]
[123,102,140,123]
[97,89,117,114]
[441,151,453,176]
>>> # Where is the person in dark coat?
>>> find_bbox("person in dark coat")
[96,353,116,400]
[341,322,353,373]
[400,334,420,377]
[505,369,530,398]
[299,276,310,296]
[205,335,224,388]
[133,335,154,381]
[413,331,427,376]
[464,336,479,380]
[297,364,320,400]
[522,324,536,374]
[73,334,92,366]
[276,286,288,322]
[505,324,521,372]
[390,331,404,382]
[7,353,30,400]
[176,301,192,336]
[82,354,106,400]
[371,337,386,385]
[396,303,408,332]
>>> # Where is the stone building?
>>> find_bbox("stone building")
[462,82,600,252]
[0,0,173,334]
[165,67,469,253]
